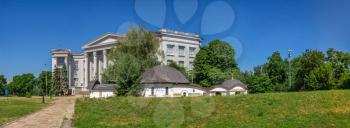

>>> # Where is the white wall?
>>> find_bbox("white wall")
[144,87,205,97]
[90,91,115,98]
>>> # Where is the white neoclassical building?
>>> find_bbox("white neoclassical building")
[51,29,202,94]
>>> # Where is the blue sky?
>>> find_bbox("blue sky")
[0,0,349,81]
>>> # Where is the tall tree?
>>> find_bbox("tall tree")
[326,48,350,89]
[264,52,288,91]
[103,26,160,96]
[35,71,52,96]
[194,40,238,87]
[0,75,6,95]
[292,49,325,90]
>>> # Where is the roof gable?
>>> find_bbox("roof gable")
[82,33,122,49]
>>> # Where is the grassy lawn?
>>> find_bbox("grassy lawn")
[74,90,350,128]
[0,96,53,125]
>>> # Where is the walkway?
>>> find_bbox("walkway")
[2,96,76,128]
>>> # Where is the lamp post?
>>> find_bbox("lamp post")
[42,64,47,104]
[288,50,293,90]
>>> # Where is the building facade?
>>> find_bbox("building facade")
[51,29,202,93]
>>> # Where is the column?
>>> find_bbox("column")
[103,49,107,69]
[84,53,89,89]
[93,51,98,80]
[51,57,56,72]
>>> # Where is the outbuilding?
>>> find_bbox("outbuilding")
[141,65,206,97]
[89,83,116,98]
[209,79,248,96]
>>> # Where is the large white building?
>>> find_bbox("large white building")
[51,29,202,94]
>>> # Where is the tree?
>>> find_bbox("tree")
[194,40,238,87]
[248,74,273,93]
[52,65,69,96]
[0,75,6,95]
[292,49,325,90]
[264,52,289,91]
[35,71,52,96]
[10,73,35,96]
[326,48,350,89]
[103,26,160,96]
[306,63,334,90]
[168,61,191,81]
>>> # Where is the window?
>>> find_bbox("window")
[57,57,65,66]
[166,45,174,56]
[189,47,196,57]
[74,61,79,77]
[193,89,195,92]
[178,46,185,57]
[151,87,154,95]
[178,61,184,67]
[165,87,169,95]
[167,60,173,65]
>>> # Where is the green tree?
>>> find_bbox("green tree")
[103,26,160,96]
[10,73,35,96]
[326,48,350,89]
[52,65,69,96]
[168,61,191,81]
[194,40,238,87]
[292,49,325,90]
[248,74,273,93]
[35,71,52,96]
[0,75,6,95]
[264,52,289,91]
[306,63,334,90]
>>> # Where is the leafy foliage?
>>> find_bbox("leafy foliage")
[247,48,350,93]
[102,26,160,96]
[8,73,35,96]
[52,65,69,96]
[194,40,237,87]
[0,75,6,95]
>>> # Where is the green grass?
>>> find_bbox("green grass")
[0,96,53,125]
[73,90,350,128]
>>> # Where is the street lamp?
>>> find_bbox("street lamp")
[42,64,47,104]
[288,50,293,90]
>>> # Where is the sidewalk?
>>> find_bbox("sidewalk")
[2,96,76,128]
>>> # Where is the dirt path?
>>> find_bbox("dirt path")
[2,96,76,128]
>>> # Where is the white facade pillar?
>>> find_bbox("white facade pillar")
[84,53,89,89]
[93,51,98,80]
[51,57,56,72]
[103,49,107,69]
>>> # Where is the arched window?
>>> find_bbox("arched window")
[151,87,154,95]
[165,87,169,95]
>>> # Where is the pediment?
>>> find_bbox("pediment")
[82,33,122,49]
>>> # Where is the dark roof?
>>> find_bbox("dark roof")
[91,84,117,91]
[87,80,100,90]
[211,79,247,90]
[140,65,190,84]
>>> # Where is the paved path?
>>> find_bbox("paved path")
[2,96,76,128]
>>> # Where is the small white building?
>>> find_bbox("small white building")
[209,79,248,96]
[141,65,206,97]
[89,83,116,98]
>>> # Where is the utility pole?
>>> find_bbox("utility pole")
[42,64,46,104]
[288,50,293,90]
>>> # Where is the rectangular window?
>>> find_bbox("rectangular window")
[178,46,185,57]
[178,61,184,67]
[167,60,173,65]
[57,57,65,66]
[166,45,174,56]
[189,47,196,57]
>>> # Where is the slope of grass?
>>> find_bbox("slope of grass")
[0,97,53,125]
[73,90,350,128]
